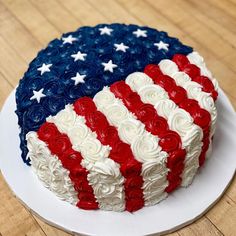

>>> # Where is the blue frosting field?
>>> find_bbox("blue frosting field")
[15,23,193,165]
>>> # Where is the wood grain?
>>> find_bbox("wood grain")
[0,0,235,235]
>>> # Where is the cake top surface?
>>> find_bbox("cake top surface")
[15,23,193,164]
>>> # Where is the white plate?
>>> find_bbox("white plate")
[0,89,235,236]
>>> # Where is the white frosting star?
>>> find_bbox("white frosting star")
[71,51,87,62]
[154,41,169,51]
[30,88,46,103]
[62,35,77,44]
[99,26,113,35]
[114,43,129,52]
[102,60,117,73]
[133,29,147,38]
[37,63,52,75]
[71,72,86,85]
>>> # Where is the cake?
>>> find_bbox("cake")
[15,23,218,212]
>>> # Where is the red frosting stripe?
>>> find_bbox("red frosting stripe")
[144,64,211,166]
[110,81,186,193]
[172,54,218,101]
[37,122,99,210]
[74,97,145,212]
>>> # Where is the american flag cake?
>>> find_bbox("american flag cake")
[15,23,218,212]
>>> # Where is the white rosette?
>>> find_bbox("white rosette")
[126,72,153,91]
[82,158,125,211]
[138,84,168,105]
[168,109,203,150]
[159,59,178,77]
[118,118,145,144]
[187,51,219,90]
[26,132,78,205]
[131,134,166,163]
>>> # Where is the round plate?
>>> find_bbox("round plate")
[0,89,235,236]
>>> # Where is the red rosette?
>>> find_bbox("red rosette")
[78,191,97,202]
[126,188,143,199]
[167,149,186,170]
[167,171,181,182]
[193,76,214,92]
[183,64,200,79]
[172,54,190,70]
[165,176,181,193]
[171,161,185,176]
[145,115,169,135]
[48,134,71,156]
[135,103,156,123]
[110,141,133,164]
[110,81,132,99]
[202,138,210,153]
[60,148,82,169]
[199,151,207,166]
[74,178,93,192]
[38,122,60,142]
[211,90,218,101]
[85,110,109,131]
[77,200,99,210]
[179,98,200,114]
[69,165,88,182]
[96,125,120,146]
[159,130,182,153]
[123,92,143,113]
[192,76,218,101]
[168,86,187,105]
[191,108,211,130]
[120,159,142,178]
[125,198,144,212]
[74,97,97,116]
[154,75,176,92]
[144,64,162,80]
[203,129,210,140]
[124,176,143,189]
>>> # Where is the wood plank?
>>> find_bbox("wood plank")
[188,0,236,34]
[0,35,27,86]
[57,0,107,25]
[207,194,236,236]
[177,217,223,236]
[0,73,13,109]
[0,174,46,236]
[33,216,72,236]
[30,0,81,33]
[208,0,236,20]
[180,0,236,46]
[2,0,60,46]
[0,2,41,62]
[87,0,139,24]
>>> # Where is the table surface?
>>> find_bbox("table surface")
[0,0,236,235]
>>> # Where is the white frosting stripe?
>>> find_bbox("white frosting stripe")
[26,131,78,205]
[126,72,203,187]
[93,86,169,206]
[159,59,217,138]
[47,105,125,211]
[187,51,218,90]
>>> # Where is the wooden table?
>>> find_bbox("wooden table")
[0,0,236,235]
